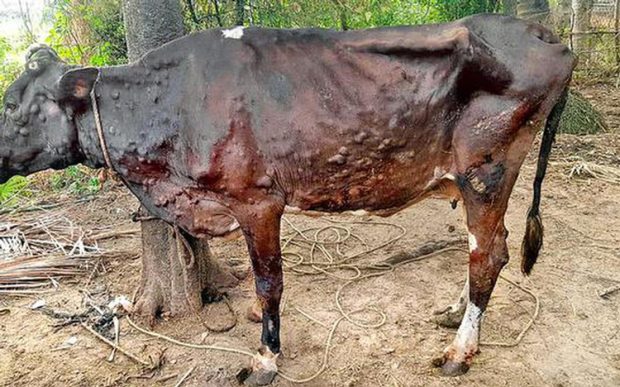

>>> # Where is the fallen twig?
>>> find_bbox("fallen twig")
[90,228,140,241]
[108,316,121,362]
[550,157,620,185]
[156,373,178,383]
[174,366,195,387]
[80,322,152,368]
[599,284,620,299]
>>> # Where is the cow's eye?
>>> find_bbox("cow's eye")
[5,102,17,112]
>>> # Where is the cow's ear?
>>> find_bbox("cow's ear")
[58,67,99,101]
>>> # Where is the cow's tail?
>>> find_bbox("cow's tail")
[521,87,569,275]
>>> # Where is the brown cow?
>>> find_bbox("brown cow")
[0,14,575,384]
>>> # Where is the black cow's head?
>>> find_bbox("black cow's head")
[0,44,99,184]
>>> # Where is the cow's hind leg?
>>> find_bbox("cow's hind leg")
[436,198,510,375]
[235,200,285,386]
[435,164,516,375]
[434,97,535,376]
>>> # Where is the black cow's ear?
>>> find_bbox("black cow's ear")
[58,67,100,101]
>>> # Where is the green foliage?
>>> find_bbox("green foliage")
[46,0,127,66]
[0,176,30,206]
[0,36,22,105]
[433,0,501,22]
[185,0,495,31]
[50,166,101,196]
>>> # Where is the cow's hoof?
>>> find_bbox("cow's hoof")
[431,305,464,328]
[238,347,279,386]
[441,359,470,376]
[432,355,470,377]
[246,299,262,323]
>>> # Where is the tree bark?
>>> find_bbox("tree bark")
[133,208,239,323]
[122,0,238,322]
[517,0,551,22]
[122,0,185,61]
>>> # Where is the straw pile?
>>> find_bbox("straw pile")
[0,204,134,295]
[551,156,620,185]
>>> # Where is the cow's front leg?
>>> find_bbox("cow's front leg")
[236,201,284,386]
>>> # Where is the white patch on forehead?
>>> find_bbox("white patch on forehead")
[468,232,478,253]
[222,26,244,39]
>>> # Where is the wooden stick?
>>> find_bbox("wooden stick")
[80,322,151,367]
[90,228,139,241]
[599,284,620,299]
[174,366,195,387]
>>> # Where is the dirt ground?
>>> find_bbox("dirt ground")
[1,84,619,387]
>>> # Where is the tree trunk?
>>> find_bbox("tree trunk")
[571,0,594,55]
[503,0,517,16]
[122,0,185,61]
[517,0,551,22]
[122,0,239,322]
[133,208,239,322]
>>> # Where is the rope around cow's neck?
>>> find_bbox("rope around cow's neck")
[90,87,114,170]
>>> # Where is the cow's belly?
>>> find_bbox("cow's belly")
[285,147,456,215]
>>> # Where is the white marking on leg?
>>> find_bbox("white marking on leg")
[222,26,244,39]
[451,301,482,361]
[468,232,478,253]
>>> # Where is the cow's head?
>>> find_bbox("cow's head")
[0,44,99,184]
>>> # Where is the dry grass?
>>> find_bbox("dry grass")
[551,156,620,185]
[0,203,135,294]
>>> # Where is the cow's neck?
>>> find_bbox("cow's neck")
[77,64,182,182]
